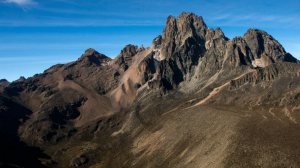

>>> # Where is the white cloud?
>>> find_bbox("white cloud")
[4,0,36,5]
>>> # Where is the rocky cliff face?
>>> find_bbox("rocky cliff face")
[146,12,298,93]
[0,12,300,168]
[113,45,141,72]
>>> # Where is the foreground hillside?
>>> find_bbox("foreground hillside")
[1,12,300,168]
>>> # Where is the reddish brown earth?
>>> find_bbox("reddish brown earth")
[1,12,300,168]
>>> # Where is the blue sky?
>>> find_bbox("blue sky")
[0,0,299,82]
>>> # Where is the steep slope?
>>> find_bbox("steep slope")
[148,12,298,94]
[0,79,10,92]
[1,45,152,146]
[0,95,50,167]
[0,79,10,86]
[0,12,300,168]
[2,49,116,146]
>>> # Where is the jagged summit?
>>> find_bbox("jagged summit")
[13,76,26,83]
[146,12,298,93]
[0,79,9,86]
[77,48,111,66]
[243,28,298,63]
[112,44,147,72]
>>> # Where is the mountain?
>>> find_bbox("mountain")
[0,79,9,86]
[0,79,10,92]
[1,12,300,168]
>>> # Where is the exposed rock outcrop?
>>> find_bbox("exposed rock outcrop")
[13,76,26,83]
[138,52,157,85]
[69,154,88,167]
[113,45,139,72]
[147,12,298,93]
[77,48,112,66]
[229,62,300,89]
[0,79,9,86]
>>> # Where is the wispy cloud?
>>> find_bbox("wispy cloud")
[3,0,37,5]
[0,55,75,67]
[206,14,232,21]
[33,6,168,18]
[0,56,49,61]
[3,59,75,66]
[0,56,76,62]
[0,43,129,50]
[51,0,78,5]
[19,59,74,65]
[0,18,165,27]
[205,13,300,28]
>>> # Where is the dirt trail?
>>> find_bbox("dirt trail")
[193,82,229,106]
[187,70,256,109]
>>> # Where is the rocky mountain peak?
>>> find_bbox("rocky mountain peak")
[113,44,139,71]
[83,48,98,55]
[242,28,298,66]
[140,44,144,50]
[177,12,207,30]
[152,35,162,50]
[148,13,299,93]
[78,48,111,66]
[161,12,209,60]
[81,48,108,59]
[214,27,225,39]
[13,76,26,83]
[0,79,9,86]
[243,28,286,60]
[120,45,138,56]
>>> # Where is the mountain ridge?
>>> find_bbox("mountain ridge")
[1,12,300,168]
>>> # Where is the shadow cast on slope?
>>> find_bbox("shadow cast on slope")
[0,96,51,168]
